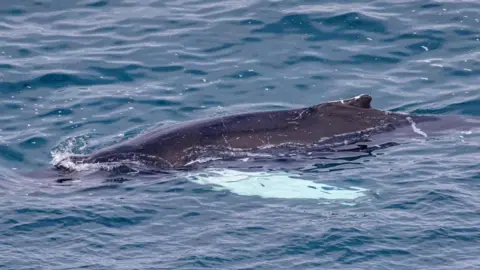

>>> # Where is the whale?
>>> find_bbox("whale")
[53,94,455,172]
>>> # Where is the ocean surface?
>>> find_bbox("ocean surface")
[1,0,480,269]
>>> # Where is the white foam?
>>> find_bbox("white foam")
[186,168,368,201]
[50,137,138,172]
[50,137,88,169]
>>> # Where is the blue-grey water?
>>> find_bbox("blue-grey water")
[1,0,480,269]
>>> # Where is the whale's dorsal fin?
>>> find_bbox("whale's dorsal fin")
[343,94,372,109]
[311,94,373,111]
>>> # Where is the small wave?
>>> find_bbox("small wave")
[319,12,388,33]
[19,137,47,149]
[412,99,480,116]
[0,144,24,162]
[85,0,108,8]
[0,72,114,94]
[225,70,260,79]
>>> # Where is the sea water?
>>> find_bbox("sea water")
[1,0,480,269]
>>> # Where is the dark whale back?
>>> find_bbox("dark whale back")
[62,94,439,169]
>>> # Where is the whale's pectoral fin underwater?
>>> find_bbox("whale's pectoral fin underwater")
[53,94,476,172]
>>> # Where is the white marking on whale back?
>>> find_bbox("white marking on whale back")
[185,157,223,166]
[332,94,368,105]
[354,94,367,100]
[407,117,428,138]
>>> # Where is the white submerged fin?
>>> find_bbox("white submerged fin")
[186,168,368,201]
